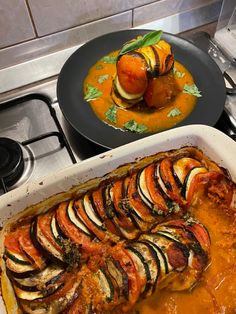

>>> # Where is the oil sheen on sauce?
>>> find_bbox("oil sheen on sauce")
[133,199,236,314]
[83,51,197,133]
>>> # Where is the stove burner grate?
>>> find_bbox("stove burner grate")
[0,138,24,190]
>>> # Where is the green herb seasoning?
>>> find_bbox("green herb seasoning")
[105,105,117,123]
[84,84,102,101]
[119,30,163,55]
[98,74,109,84]
[167,108,181,117]
[124,120,147,133]
[101,55,117,64]
[96,64,103,70]
[173,67,185,78]
[183,84,202,97]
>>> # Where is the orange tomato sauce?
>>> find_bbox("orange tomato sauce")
[133,200,236,313]
[83,51,197,133]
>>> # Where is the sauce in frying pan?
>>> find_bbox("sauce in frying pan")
[134,199,236,313]
[83,51,198,133]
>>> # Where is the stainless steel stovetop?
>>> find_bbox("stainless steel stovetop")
[0,31,236,195]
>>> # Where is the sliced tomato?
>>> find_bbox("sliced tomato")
[37,211,63,252]
[144,163,170,214]
[117,53,148,94]
[74,198,106,241]
[161,219,210,253]
[18,224,45,269]
[186,171,222,204]
[111,244,142,311]
[159,158,184,205]
[111,180,134,229]
[128,173,156,223]
[4,229,24,254]
[144,74,178,109]
[92,187,122,237]
[56,202,101,255]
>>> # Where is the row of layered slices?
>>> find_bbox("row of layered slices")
[3,152,215,313]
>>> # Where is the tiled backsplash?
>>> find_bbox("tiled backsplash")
[0,0,222,69]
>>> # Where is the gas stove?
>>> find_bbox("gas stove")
[0,31,236,196]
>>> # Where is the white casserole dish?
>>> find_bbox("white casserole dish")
[0,124,235,313]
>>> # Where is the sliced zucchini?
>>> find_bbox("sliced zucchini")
[50,214,67,245]
[114,75,144,100]
[4,249,31,266]
[66,200,92,236]
[13,264,64,289]
[6,258,40,279]
[173,157,201,184]
[129,241,159,297]
[14,281,64,301]
[126,246,149,295]
[83,194,105,230]
[139,236,169,277]
[96,267,114,303]
[155,163,169,196]
[182,166,208,199]
[106,257,129,301]
[137,168,154,210]
[31,218,64,264]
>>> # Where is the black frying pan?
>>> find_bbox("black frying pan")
[57,30,226,149]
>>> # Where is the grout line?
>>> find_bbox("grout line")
[24,0,38,37]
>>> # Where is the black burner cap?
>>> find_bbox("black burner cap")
[0,138,24,186]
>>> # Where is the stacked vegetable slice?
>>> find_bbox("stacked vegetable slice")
[3,148,234,313]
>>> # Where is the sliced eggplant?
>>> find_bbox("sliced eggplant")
[82,194,106,230]
[4,249,31,266]
[128,241,159,297]
[14,281,64,301]
[50,214,67,245]
[121,176,147,232]
[13,264,64,290]
[66,200,92,237]
[182,166,208,200]
[137,168,155,210]
[139,236,169,278]
[96,267,114,303]
[106,257,129,301]
[6,258,40,279]
[173,157,202,184]
[126,246,150,295]
[31,218,64,265]
[102,184,126,237]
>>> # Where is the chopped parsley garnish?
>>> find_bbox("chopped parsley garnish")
[119,30,163,55]
[183,84,202,97]
[124,120,147,133]
[173,67,185,78]
[167,108,181,117]
[98,74,109,84]
[105,105,117,123]
[101,55,117,64]
[84,84,102,101]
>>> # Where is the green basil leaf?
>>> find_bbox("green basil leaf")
[119,30,163,55]
[101,55,117,64]
[173,67,185,78]
[167,108,181,117]
[124,120,147,133]
[84,84,102,101]
[183,84,202,97]
[105,105,117,123]
[98,74,109,84]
